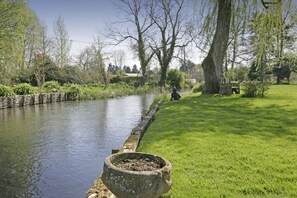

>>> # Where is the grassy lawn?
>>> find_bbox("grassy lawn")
[138,85,297,198]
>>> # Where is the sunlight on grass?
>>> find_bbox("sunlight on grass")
[138,85,297,197]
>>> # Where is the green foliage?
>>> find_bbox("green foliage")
[11,67,34,85]
[42,81,61,93]
[242,81,270,98]
[192,83,204,93]
[167,69,185,89]
[273,65,291,84]
[139,85,297,197]
[110,75,121,84]
[225,66,249,82]
[179,60,196,73]
[109,75,143,87]
[12,83,35,95]
[0,1,37,83]
[148,94,170,113]
[73,83,154,100]
[0,84,15,97]
[67,84,82,100]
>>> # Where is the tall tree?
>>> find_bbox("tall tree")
[201,0,232,94]
[33,24,53,87]
[91,37,108,86]
[107,0,155,82]
[76,47,93,70]
[111,49,126,68]
[0,0,36,84]
[148,0,188,90]
[52,16,71,68]
[198,0,296,93]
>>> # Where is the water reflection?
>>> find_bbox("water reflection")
[0,94,155,198]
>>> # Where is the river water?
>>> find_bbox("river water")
[0,94,155,198]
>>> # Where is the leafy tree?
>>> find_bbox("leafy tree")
[273,53,297,83]
[179,60,196,74]
[132,64,139,73]
[123,66,131,73]
[107,63,123,75]
[196,0,297,93]
[273,65,291,83]
[0,0,37,84]
[224,66,249,82]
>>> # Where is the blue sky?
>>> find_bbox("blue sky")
[27,0,134,64]
[28,0,117,40]
[27,0,205,66]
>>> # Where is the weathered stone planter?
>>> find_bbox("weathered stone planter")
[102,152,172,198]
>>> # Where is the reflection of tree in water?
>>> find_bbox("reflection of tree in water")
[140,93,156,117]
[0,108,44,198]
[0,95,156,197]
[0,141,44,197]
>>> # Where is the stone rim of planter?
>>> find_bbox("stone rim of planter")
[102,152,172,198]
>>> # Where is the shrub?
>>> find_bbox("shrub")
[12,83,35,95]
[192,83,204,93]
[0,84,15,97]
[242,81,270,98]
[110,76,121,84]
[43,81,61,93]
[67,84,82,100]
[167,69,185,89]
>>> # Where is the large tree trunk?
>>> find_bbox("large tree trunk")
[159,65,167,92]
[202,0,232,94]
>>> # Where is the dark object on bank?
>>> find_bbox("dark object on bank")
[171,87,181,100]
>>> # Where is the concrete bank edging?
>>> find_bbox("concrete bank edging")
[0,93,69,109]
[86,100,163,198]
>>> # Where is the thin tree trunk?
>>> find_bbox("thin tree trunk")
[201,0,232,94]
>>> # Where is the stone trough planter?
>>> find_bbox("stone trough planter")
[102,152,172,198]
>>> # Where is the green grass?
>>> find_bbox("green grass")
[78,83,154,100]
[138,85,297,197]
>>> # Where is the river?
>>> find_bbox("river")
[0,94,155,198]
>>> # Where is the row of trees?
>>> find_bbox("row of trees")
[0,0,132,87]
[0,0,75,85]
[107,0,297,92]
[1,0,297,93]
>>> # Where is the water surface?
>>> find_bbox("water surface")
[0,94,155,198]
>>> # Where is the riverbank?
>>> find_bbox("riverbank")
[0,83,155,109]
[138,85,297,197]
[86,100,163,198]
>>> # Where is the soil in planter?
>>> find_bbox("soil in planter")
[114,157,161,171]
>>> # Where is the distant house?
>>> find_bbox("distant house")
[185,79,197,84]
[125,73,142,77]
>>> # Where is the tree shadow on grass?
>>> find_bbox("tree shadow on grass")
[144,93,297,144]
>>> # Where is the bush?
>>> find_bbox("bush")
[225,66,249,82]
[192,83,204,93]
[242,81,270,98]
[110,75,121,84]
[67,84,82,100]
[0,84,15,97]
[43,81,61,93]
[12,83,35,95]
[167,69,185,89]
